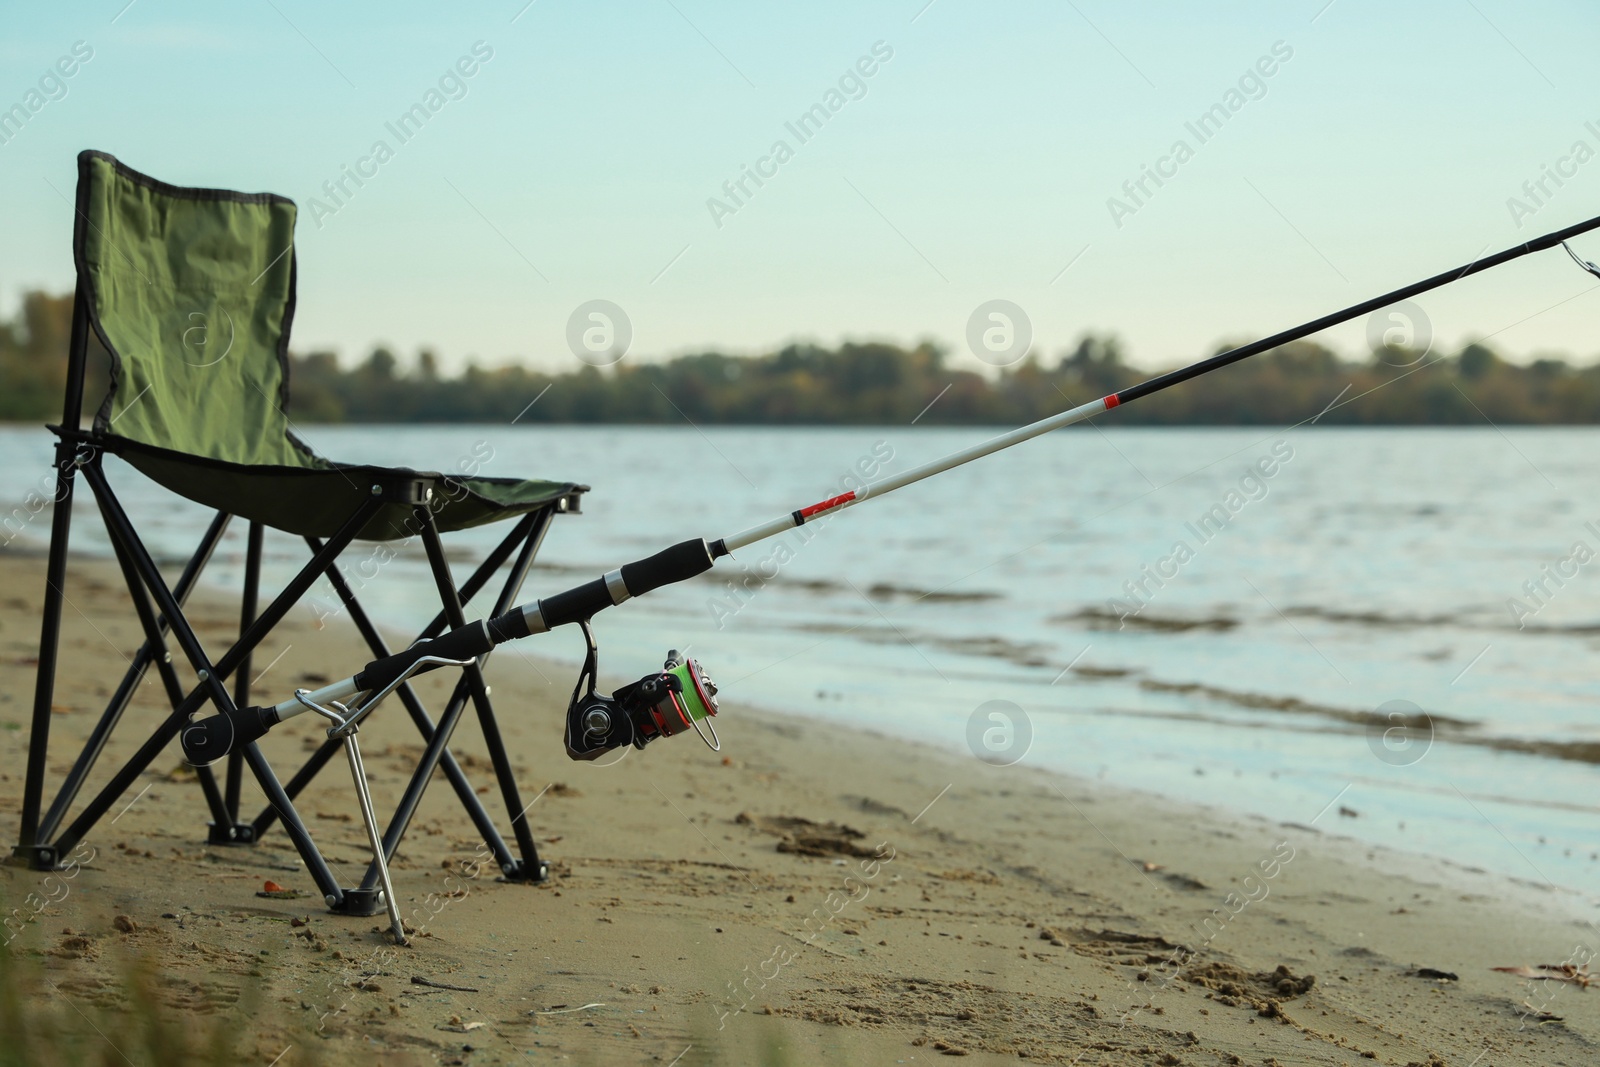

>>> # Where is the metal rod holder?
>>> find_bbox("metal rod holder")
[289,652,475,945]
[341,727,400,940]
[329,654,476,738]
[294,690,405,944]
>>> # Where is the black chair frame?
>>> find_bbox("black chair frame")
[14,284,581,916]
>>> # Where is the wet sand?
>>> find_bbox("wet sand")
[0,546,1595,1065]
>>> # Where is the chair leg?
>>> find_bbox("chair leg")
[241,743,344,905]
[358,505,550,890]
[253,737,342,840]
[44,468,250,859]
[15,284,91,865]
[224,522,264,827]
[451,510,552,881]
[14,441,83,866]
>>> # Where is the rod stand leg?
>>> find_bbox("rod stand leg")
[293,686,408,944]
[342,731,406,944]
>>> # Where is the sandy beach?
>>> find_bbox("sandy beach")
[1,545,1596,1066]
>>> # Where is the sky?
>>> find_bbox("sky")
[4,0,1600,375]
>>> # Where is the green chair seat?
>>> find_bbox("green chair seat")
[110,436,583,541]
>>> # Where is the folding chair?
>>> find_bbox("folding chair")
[13,150,586,917]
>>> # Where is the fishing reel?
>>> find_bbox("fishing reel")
[564,620,721,761]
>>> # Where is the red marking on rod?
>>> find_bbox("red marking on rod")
[1103,394,1121,409]
[800,491,856,518]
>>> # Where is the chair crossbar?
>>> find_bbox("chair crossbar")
[351,504,551,889]
[251,510,550,883]
[35,509,230,842]
[40,463,380,867]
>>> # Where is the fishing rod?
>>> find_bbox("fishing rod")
[181,211,1600,772]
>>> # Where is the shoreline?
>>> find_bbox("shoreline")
[1,546,1596,1064]
[15,506,1600,917]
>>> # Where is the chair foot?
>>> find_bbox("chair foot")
[328,886,388,917]
[497,859,550,885]
[10,844,61,871]
[206,822,257,845]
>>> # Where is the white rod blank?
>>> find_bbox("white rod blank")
[719,396,1110,553]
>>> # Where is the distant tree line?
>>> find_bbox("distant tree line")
[4,288,1600,425]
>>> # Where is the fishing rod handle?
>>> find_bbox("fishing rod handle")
[347,538,717,693]
[350,539,718,695]
[511,538,718,636]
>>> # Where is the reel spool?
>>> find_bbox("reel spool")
[565,622,720,761]
[616,655,720,746]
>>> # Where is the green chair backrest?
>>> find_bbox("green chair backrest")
[75,150,322,469]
